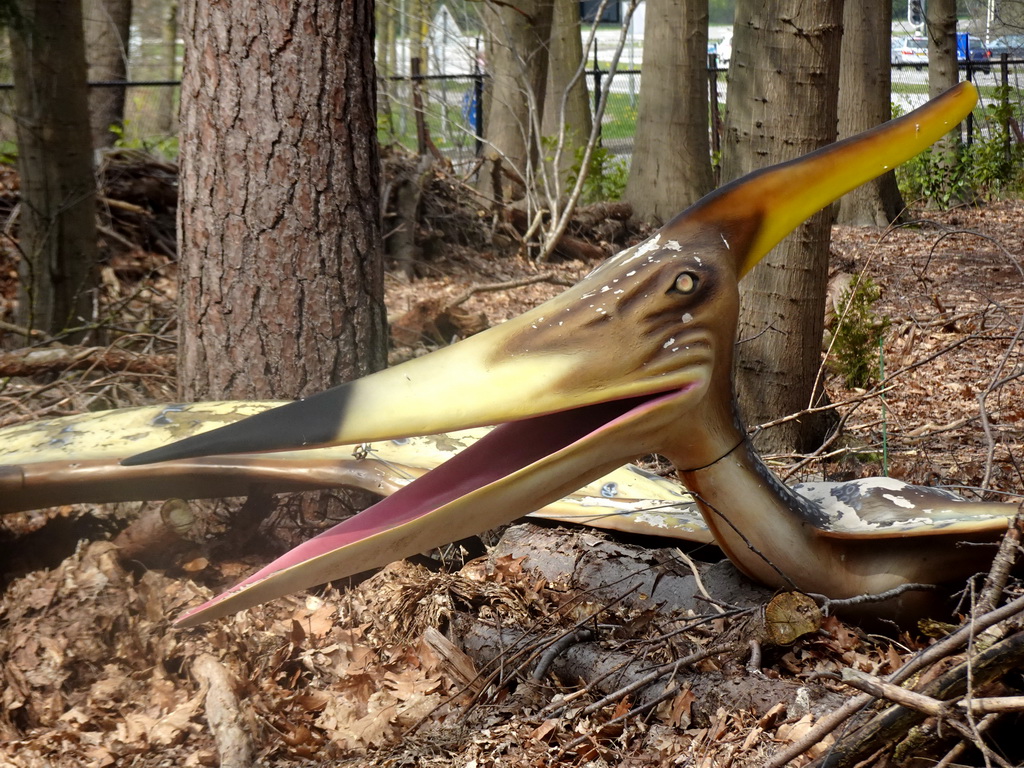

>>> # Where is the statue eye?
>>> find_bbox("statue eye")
[672,272,699,295]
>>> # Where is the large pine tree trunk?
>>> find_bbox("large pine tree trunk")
[177,0,387,540]
[624,0,713,225]
[836,0,904,226]
[541,0,593,185]
[83,0,133,148]
[478,0,554,203]
[9,0,98,341]
[177,0,387,402]
[721,0,843,454]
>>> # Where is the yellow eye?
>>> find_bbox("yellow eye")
[673,272,699,294]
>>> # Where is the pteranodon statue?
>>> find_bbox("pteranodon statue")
[1,82,1014,625]
[0,404,708,538]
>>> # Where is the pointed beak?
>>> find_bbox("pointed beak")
[142,83,976,626]
[679,81,978,277]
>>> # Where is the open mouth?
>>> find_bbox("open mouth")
[174,386,690,626]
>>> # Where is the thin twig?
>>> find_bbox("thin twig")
[448,272,576,307]
[810,582,938,615]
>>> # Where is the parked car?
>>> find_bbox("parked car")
[988,35,1024,60]
[957,34,992,73]
[891,37,929,65]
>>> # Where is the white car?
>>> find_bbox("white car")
[715,31,732,66]
[891,36,929,65]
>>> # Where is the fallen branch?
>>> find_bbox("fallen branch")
[456,616,844,724]
[808,630,1024,768]
[507,207,607,262]
[766,592,1024,768]
[448,272,577,307]
[0,345,175,377]
[977,508,1024,614]
[840,668,947,717]
[192,654,254,768]
[0,320,50,341]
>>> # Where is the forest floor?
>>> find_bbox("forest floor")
[0,153,1022,767]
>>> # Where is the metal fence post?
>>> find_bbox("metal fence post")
[473,72,484,156]
[592,46,602,145]
[1000,53,1010,165]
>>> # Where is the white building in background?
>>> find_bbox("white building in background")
[426,5,478,76]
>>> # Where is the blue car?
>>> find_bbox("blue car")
[957,34,992,73]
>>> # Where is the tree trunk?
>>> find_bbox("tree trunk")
[177,0,387,402]
[177,0,387,538]
[9,0,99,341]
[926,0,959,100]
[542,0,593,184]
[478,0,554,203]
[376,0,397,133]
[624,0,714,225]
[836,0,904,226]
[83,0,133,148]
[156,1,179,136]
[721,0,843,454]
[925,0,963,203]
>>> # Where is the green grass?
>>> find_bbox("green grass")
[0,140,17,165]
[598,91,639,141]
[378,84,480,153]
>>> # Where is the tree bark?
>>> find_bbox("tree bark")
[176,0,387,537]
[721,0,843,454]
[541,0,593,184]
[177,0,387,402]
[924,0,963,204]
[926,0,959,100]
[836,0,904,226]
[83,0,133,148]
[624,0,714,225]
[9,0,99,341]
[376,0,398,130]
[478,0,554,203]
[156,1,179,136]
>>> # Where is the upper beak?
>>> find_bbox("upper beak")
[129,83,976,627]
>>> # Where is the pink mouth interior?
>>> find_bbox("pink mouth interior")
[176,387,687,624]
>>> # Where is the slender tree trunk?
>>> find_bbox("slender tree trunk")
[925,0,963,203]
[411,0,430,73]
[836,0,904,226]
[624,0,713,225]
[721,0,843,454]
[542,0,593,184]
[177,0,387,400]
[926,0,959,99]
[156,1,179,136]
[376,0,397,133]
[9,0,99,340]
[478,0,554,202]
[83,0,133,148]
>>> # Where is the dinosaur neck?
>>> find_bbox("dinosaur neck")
[675,429,839,592]
[667,392,851,594]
